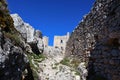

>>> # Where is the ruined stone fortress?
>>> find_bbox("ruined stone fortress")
[43,32,70,52]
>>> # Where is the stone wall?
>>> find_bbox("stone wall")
[54,32,69,52]
[65,0,120,80]
[43,36,49,47]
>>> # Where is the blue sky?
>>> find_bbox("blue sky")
[7,0,95,46]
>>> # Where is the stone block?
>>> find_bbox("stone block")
[111,49,119,57]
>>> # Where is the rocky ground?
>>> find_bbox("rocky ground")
[39,48,81,80]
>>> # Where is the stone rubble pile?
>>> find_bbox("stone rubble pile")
[39,48,80,80]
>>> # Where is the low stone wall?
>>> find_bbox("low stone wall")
[65,0,120,80]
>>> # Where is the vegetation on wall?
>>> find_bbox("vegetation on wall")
[60,57,81,76]
[0,0,18,33]
[3,31,21,45]
[27,52,46,80]
[60,57,80,68]
[0,0,46,80]
[0,0,22,47]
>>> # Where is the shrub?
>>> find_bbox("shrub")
[75,70,80,75]
[52,66,57,69]
[0,2,2,7]
[32,69,39,80]
[4,32,21,46]
[30,53,46,61]
[55,63,59,66]
[60,58,70,66]
[26,53,47,80]
[70,58,80,68]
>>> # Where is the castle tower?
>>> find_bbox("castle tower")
[43,36,49,47]
[53,32,70,53]
[67,32,70,38]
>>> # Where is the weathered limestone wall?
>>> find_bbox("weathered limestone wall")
[65,0,120,80]
[43,36,49,47]
[54,32,69,52]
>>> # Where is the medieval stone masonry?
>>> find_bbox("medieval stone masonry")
[42,32,70,53]
[43,36,49,47]
[65,0,120,80]
[54,32,70,52]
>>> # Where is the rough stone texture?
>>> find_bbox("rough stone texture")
[39,50,81,80]
[65,0,120,80]
[11,14,34,42]
[0,0,34,79]
[54,32,70,53]
[43,36,49,47]
[11,14,43,42]
[78,62,88,80]
[11,14,44,54]
[0,21,30,80]
[35,30,42,39]
[43,46,63,58]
